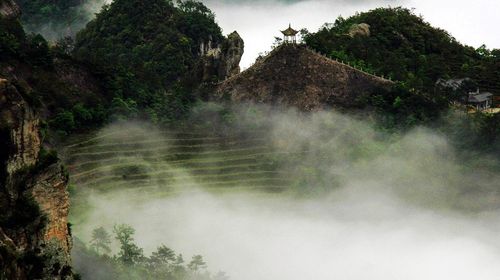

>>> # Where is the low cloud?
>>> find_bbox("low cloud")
[70,104,500,280]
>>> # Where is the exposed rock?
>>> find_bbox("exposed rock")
[221,31,245,78]
[0,0,20,20]
[0,79,41,179]
[30,162,71,253]
[0,78,73,279]
[348,23,370,37]
[215,44,392,111]
[199,31,244,82]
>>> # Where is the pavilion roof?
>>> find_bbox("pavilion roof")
[281,24,298,36]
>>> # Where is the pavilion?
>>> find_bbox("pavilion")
[281,24,298,44]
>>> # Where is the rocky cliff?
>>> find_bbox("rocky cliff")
[0,78,73,279]
[199,31,244,82]
[216,44,393,111]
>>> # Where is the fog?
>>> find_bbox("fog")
[24,0,111,41]
[70,104,500,280]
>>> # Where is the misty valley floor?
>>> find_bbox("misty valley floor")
[62,108,500,280]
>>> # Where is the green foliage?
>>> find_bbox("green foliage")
[75,225,224,280]
[73,0,223,124]
[24,34,52,66]
[49,103,108,135]
[305,8,500,88]
[109,98,139,121]
[90,227,112,255]
[305,7,500,127]
[188,255,207,272]
[305,7,484,85]
[0,16,54,65]
[49,111,75,135]
[113,224,145,266]
[0,17,25,57]
[440,111,500,156]
[365,83,447,128]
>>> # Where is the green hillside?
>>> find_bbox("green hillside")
[73,0,225,123]
[304,7,500,94]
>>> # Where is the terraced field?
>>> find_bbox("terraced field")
[62,124,305,194]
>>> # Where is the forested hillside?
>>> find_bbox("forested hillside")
[1,0,242,137]
[303,7,499,130]
[73,0,239,125]
[304,7,500,94]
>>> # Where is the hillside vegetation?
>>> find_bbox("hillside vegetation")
[1,0,232,137]
[304,7,500,93]
[304,7,500,130]
[73,0,225,124]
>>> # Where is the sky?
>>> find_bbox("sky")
[200,0,500,68]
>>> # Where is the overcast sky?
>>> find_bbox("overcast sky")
[201,0,500,68]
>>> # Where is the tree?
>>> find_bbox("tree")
[50,111,75,134]
[90,226,111,255]
[113,224,144,265]
[149,244,176,268]
[188,255,207,272]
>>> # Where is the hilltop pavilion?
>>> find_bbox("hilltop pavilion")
[281,24,298,44]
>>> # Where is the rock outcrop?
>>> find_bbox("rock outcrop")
[348,23,371,37]
[216,44,393,111]
[0,78,73,279]
[199,31,244,82]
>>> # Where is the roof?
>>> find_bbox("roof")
[469,92,493,103]
[281,24,298,36]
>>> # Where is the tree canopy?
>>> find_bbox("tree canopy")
[304,7,500,93]
[73,0,224,123]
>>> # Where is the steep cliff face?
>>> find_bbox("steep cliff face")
[0,78,73,279]
[199,31,244,82]
[216,44,393,111]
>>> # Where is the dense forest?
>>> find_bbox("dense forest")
[73,0,225,124]
[304,7,500,92]
[1,0,229,137]
[304,7,500,136]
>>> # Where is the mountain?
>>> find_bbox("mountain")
[304,7,500,97]
[216,44,392,111]
[73,0,244,124]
